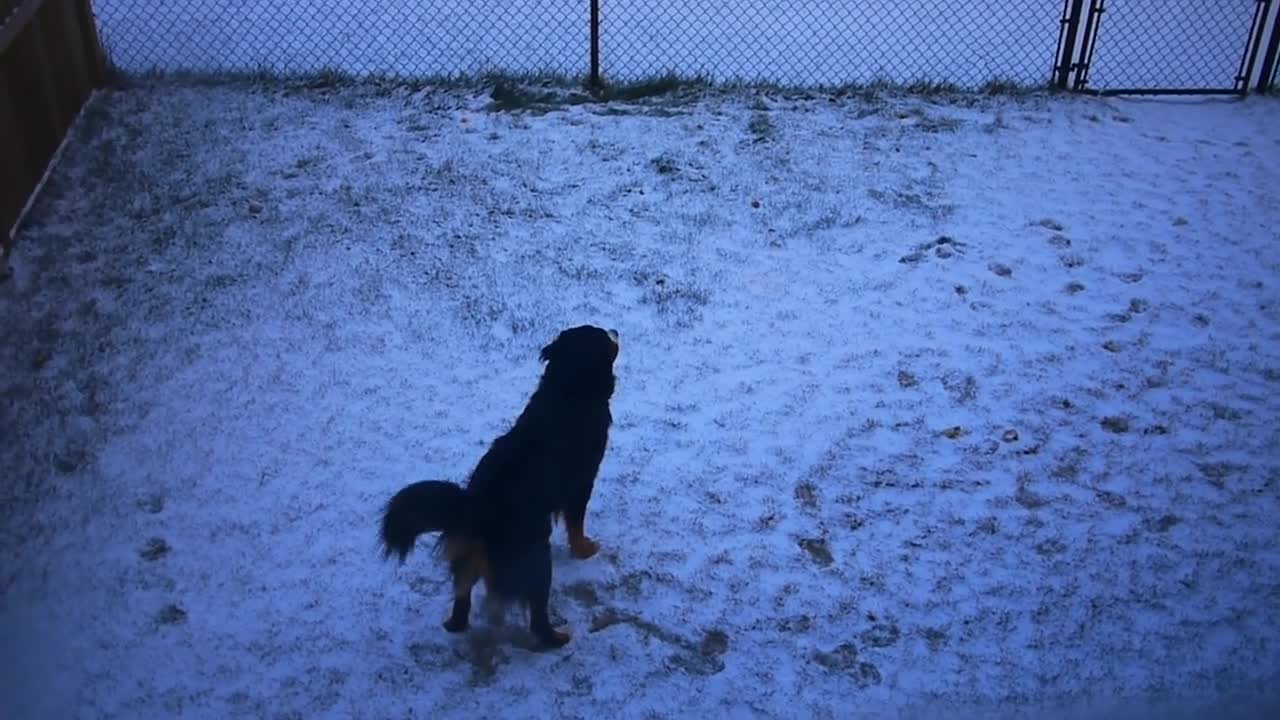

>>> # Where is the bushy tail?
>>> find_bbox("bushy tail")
[379,480,471,562]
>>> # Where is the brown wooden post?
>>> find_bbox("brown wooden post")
[1,67,30,243]
[74,0,106,85]
[0,0,109,243]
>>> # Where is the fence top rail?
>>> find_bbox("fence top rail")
[0,0,47,55]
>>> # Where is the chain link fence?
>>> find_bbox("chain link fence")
[598,1,1058,86]
[93,0,1061,88]
[91,0,1277,92]
[92,0,588,79]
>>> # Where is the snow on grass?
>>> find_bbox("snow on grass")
[1,82,1279,719]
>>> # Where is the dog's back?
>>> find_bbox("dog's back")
[466,368,613,541]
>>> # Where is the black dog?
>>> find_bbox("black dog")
[380,325,619,648]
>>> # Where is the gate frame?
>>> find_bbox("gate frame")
[1256,0,1280,92]
[1072,0,1275,96]
[1054,0,1087,90]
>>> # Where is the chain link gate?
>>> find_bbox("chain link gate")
[1258,2,1280,91]
[1061,0,1277,95]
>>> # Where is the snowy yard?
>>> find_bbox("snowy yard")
[1,82,1279,719]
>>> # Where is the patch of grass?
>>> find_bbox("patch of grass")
[1144,514,1181,533]
[917,114,963,133]
[594,72,708,101]
[747,112,777,141]
[905,79,966,96]
[634,269,710,327]
[112,67,583,98]
[812,644,881,686]
[156,604,187,625]
[981,78,1033,95]
[798,538,834,566]
[794,480,820,510]
[486,73,713,112]
[487,78,582,111]
[651,154,680,175]
[140,537,171,561]
[108,65,1053,112]
[295,67,362,89]
[941,371,978,404]
[803,205,858,233]
[112,65,289,90]
[860,622,901,648]
[824,82,886,103]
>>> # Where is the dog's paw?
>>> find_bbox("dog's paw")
[537,629,571,649]
[569,537,600,559]
[443,617,469,633]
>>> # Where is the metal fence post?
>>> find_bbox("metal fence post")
[1257,0,1280,91]
[1055,0,1086,89]
[1237,0,1273,93]
[589,0,600,87]
[1072,0,1105,91]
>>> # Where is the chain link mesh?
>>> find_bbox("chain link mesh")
[93,0,1062,88]
[1084,0,1262,91]
[90,1,1265,91]
[600,1,1059,86]
[92,0,589,79]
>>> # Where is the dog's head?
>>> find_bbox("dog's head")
[539,325,620,387]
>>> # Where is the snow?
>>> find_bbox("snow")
[2,82,1280,719]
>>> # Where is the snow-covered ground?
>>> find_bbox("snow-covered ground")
[90,0,1272,89]
[2,82,1279,719]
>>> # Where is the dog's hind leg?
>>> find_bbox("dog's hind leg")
[443,541,487,633]
[564,493,599,560]
[443,580,475,633]
[524,541,570,648]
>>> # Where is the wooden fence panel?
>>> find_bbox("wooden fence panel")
[1,0,105,249]
[0,70,28,237]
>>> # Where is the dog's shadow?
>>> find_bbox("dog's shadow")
[438,564,730,686]
[427,555,611,684]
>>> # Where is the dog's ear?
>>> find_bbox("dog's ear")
[539,338,559,363]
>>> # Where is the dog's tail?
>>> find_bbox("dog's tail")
[379,480,472,562]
